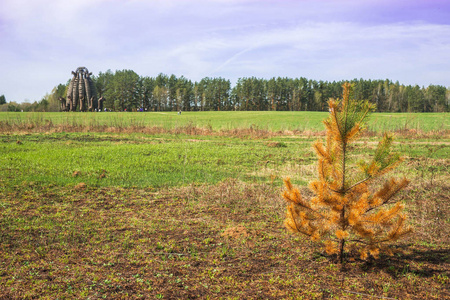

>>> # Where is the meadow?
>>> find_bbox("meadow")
[0,111,448,299]
[0,111,448,132]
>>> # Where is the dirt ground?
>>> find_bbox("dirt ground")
[0,177,448,299]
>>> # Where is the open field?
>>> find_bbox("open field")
[0,111,449,132]
[0,112,449,299]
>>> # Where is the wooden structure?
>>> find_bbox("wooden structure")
[63,67,99,111]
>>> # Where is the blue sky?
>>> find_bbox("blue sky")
[1,0,450,103]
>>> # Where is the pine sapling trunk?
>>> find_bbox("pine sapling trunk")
[338,136,347,263]
[338,203,346,263]
[339,237,345,264]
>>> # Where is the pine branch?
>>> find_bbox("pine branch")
[344,176,373,194]
[349,239,370,245]
[365,178,409,213]
[331,102,343,140]
[287,207,304,234]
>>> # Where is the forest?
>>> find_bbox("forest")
[2,70,449,112]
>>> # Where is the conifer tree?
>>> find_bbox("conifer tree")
[283,82,412,263]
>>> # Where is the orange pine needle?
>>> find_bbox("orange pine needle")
[281,82,411,263]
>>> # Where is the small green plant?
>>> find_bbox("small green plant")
[282,83,412,263]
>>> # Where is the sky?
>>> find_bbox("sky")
[1,0,450,103]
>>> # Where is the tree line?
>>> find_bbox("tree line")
[92,71,449,112]
[2,71,449,112]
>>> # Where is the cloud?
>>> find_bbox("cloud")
[1,0,449,102]
[150,20,450,84]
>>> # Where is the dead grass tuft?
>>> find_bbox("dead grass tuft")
[221,225,249,238]
[74,182,87,190]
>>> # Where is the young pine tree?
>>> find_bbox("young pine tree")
[283,83,412,263]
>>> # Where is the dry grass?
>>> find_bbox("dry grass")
[0,178,448,299]
[1,119,448,140]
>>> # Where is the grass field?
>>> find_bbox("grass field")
[0,112,449,299]
[1,111,449,132]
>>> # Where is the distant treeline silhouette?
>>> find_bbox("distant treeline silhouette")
[4,71,448,112]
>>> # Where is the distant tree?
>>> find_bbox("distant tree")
[93,69,114,109]
[113,100,120,112]
[193,82,203,111]
[282,83,412,263]
[47,84,66,111]
[425,85,448,112]
[168,74,178,111]
[153,85,169,111]
[175,76,194,111]
[141,76,155,111]
[7,102,19,112]
[154,73,169,111]
[115,70,140,111]
[198,77,225,111]
[0,95,6,105]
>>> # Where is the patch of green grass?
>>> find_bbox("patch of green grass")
[1,131,448,189]
[0,132,315,188]
[0,111,448,132]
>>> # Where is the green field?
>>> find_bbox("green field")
[0,112,449,299]
[1,111,448,132]
[0,131,448,189]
